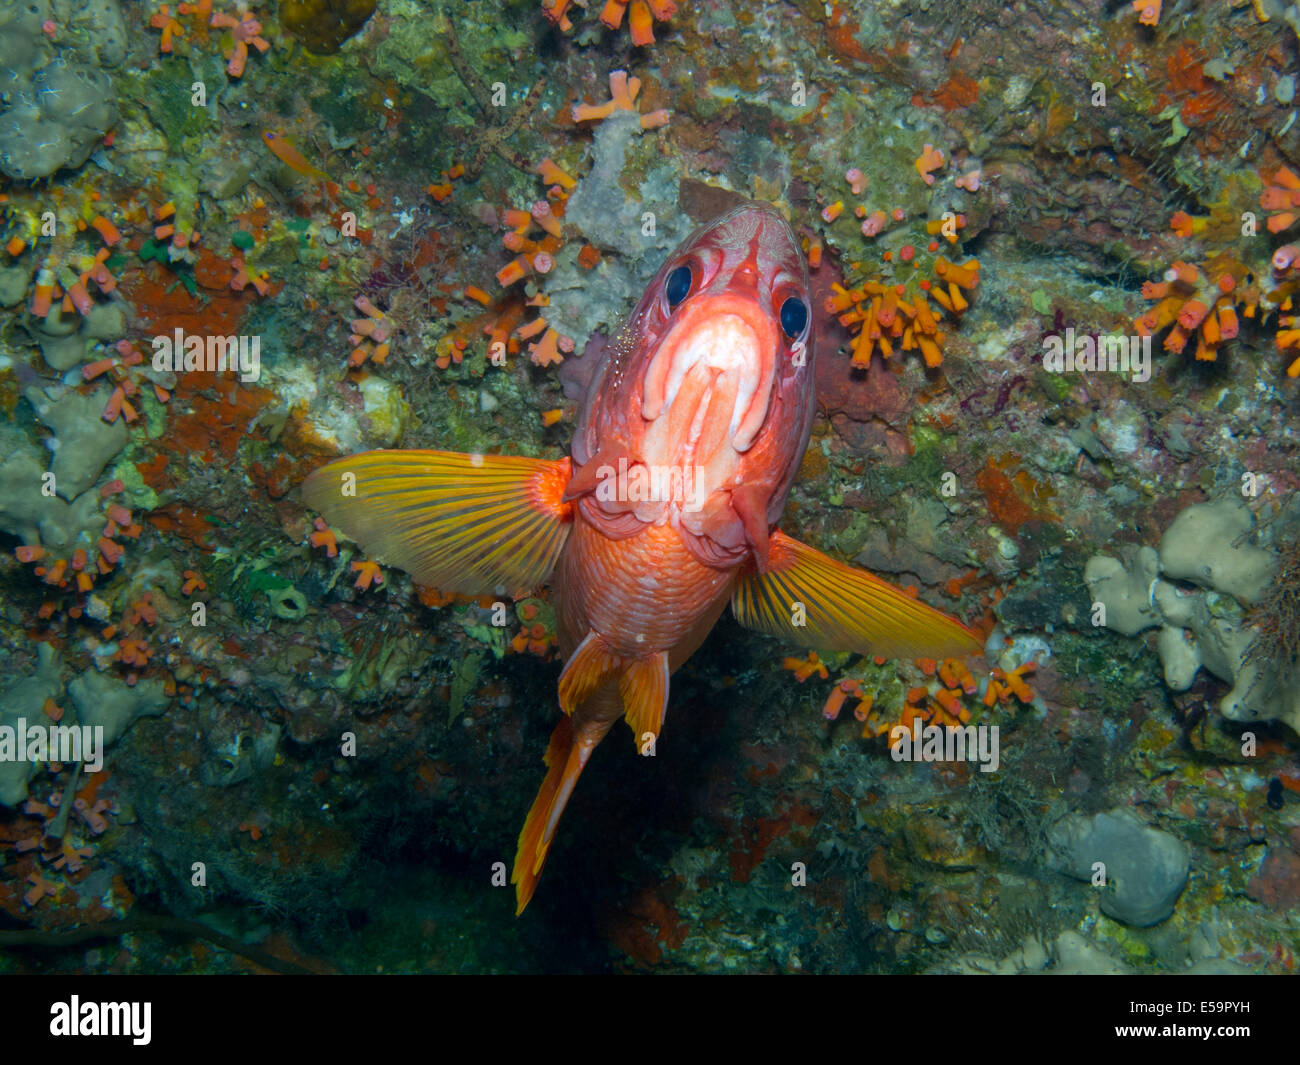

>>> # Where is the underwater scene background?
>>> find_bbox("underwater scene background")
[0,0,1298,975]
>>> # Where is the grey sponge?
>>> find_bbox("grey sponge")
[0,0,123,181]
[69,669,168,747]
[0,645,65,806]
[1050,809,1190,926]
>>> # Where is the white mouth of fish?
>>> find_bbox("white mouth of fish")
[642,307,775,455]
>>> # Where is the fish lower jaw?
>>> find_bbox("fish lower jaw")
[660,322,758,432]
[642,311,773,452]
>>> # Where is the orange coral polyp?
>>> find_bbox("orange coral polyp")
[1176,299,1210,330]
[628,0,654,43]
[572,69,669,129]
[934,257,979,289]
[1133,257,1263,363]
[599,0,627,28]
[782,652,829,683]
[497,259,529,287]
[352,560,384,590]
[541,0,574,28]
[537,157,577,190]
[1262,167,1300,233]
[1132,0,1161,26]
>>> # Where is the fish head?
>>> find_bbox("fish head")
[571,201,816,565]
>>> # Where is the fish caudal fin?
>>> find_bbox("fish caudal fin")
[732,530,983,661]
[302,450,573,596]
[512,716,591,914]
[515,643,670,912]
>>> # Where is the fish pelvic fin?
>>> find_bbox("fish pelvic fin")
[731,529,983,661]
[301,450,573,596]
[557,630,620,715]
[619,651,669,750]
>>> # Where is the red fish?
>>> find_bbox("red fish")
[302,202,980,913]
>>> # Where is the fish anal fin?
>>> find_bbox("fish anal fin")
[557,630,619,715]
[301,450,573,596]
[619,651,669,748]
[732,529,983,661]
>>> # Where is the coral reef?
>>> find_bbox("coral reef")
[0,0,1298,978]
[1134,258,1251,363]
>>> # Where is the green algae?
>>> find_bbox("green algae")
[267,585,309,620]
[1041,368,1074,402]
[1051,628,1162,718]
[107,456,160,512]
[447,650,484,724]
[1094,915,1156,967]
[141,388,168,441]
[835,511,874,557]
[137,65,216,148]
[246,569,293,594]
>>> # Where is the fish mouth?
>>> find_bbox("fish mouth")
[641,293,778,454]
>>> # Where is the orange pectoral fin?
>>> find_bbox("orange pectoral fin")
[301,450,573,596]
[731,530,983,661]
[620,651,669,748]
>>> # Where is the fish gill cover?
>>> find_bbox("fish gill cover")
[0,0,1294,985]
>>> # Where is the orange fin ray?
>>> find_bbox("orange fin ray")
[731,530,983,661]
[619,651,669,747]
[301,450,573,596]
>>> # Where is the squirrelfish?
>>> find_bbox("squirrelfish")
[302,202,980,913]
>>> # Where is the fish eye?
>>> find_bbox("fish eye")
[779,295,808,340]
[665,264,693,310]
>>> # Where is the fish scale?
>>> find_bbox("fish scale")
[556,520,733,661]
